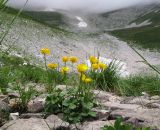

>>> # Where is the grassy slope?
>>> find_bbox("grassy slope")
[0,7,70,34]
[109,9,160,51]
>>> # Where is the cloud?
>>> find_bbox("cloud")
[7,0,160,13]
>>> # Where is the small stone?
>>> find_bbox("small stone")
[27,100,44,113]
[10,112,19,120]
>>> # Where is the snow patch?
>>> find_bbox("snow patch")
[76,16,88,28]
[86,57,129,77]
[125,20,152,28]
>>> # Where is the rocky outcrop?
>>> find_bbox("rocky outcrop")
[1,90,160,130]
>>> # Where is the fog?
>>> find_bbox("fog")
[7,0,160,13]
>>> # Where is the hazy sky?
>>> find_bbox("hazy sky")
[7,0,160,13]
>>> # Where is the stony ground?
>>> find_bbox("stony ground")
[0,85,160,130]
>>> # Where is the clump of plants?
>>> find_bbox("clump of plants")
[101,118,151,130]
[41,48,98,123]
[88,56,119,91]
[11,83,38,113]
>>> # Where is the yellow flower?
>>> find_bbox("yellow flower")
[47,63,58,69]
[99,63,107,70]
[89,56,98,64]
[84,78,92,83]
[62,56,69,63]
[40,48,51,55]
[92,63,99,70]
[61,67,69,74]
[81,74,86,81]
[77,64,88,73]
[70,56,78,63]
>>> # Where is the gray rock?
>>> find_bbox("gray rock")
[45,114,70,130]
[80,120,115,130]
[20,113,45,119]
[92,108,110,120]
[27,99,44,113]
[126,97,150,106]
[0,95,8,103]
[111,109,160,129]
[1,118,50,130]
[151,95,160,100]
[93,90,122,103]
[27,94,47,113]
[56,85,72,91]
[0,101,10,112]
[102,102,142,110]
[26,83,46,93]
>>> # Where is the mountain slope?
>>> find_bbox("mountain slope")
[108,3,160,51]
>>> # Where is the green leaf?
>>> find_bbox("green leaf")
[88,111,96,117]
[69,103,76,109]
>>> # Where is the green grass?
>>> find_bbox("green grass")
[118,75,160,96]
[110,25,160,51]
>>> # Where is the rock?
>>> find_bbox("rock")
[20,113,45,119]
[93,90,122,103]
[0,101,10,127]
[27,94,47,113]
[80,120,115,130]
[111,109,160,129]
[8,92,20,98]
[151,95,160,100]
[126,97,150,106]
[102,102,142,110]
[92,108,110,120]
[27,100,44,113]
[0,95,8,103]
[45,114,70,130]
[0,101,10,112]
[26,83,46,93]
[9,113,19,120]
[1,118,50,130]
[56,85,72,91]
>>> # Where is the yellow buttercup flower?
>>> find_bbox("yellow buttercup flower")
[47,63,58,69]
[70,56,78,63]
[62,56,69,63]
[77,64,88,73]
[84,78,92,83]
[92,63,99,70]
[40,48,51,55]
[61,67,69,74]
[99,63,107,70]
[89,56,98,64]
